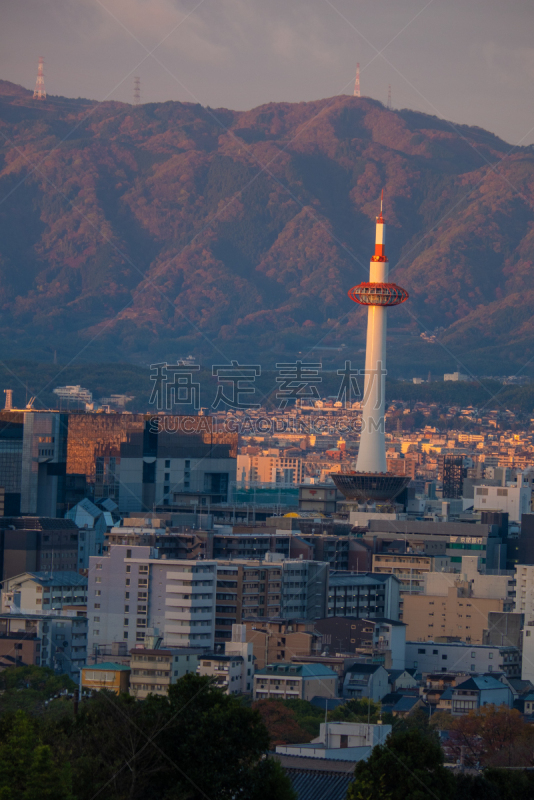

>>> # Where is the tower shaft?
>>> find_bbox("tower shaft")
[356,214,388,473]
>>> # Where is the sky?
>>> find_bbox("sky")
[1,0,534,145]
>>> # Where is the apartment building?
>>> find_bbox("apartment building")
[372,552,449,595]
[1,571,87,614]
[406,640,521,677]
[0,612,87,678]
[473,479,531,523]
[327,573,400,621]
[364,519,505,571]
[403,556,515,644]
[243,618,322,670]
[237,452,303,485]
[87,545,217,657]
[514,564,534,618]
[253,662,337,701]
[214,557,328,643]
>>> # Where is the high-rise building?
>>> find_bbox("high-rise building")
[87,545,217,658]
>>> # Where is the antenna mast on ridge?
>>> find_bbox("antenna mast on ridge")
[353,63,360,97]
[33,57,46,100]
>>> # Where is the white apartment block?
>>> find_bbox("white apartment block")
[514,564,534,619]
[237,452,303,485]
[88,545,216,657]
[406,640,520,677]
[473,479,531,522]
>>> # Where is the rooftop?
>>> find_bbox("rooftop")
[256,663,338,678]
[83,662,130,672]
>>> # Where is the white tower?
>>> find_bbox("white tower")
[347,193,408,474]
[356,194,388,473]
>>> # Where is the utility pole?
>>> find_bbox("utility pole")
[353,63,360,97]
[33,57,46,100]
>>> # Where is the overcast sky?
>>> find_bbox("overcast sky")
[2,0,534,145]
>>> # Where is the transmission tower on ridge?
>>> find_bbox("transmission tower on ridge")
[33,57,46,100]
[387,85,392,110]
[353,63,360,97]
[134,76,140,105]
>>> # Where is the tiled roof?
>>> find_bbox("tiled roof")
[27,571,87,587]
[285,769,354,800]
[256,663,337,678]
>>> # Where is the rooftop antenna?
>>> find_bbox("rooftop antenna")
[134,76,140,105]
[353,63,360,97]
[3,390,13,411]
[33,57,46,100]
[387,85,392,110]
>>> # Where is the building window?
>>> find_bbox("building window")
[93,630,100,636]
[126,550,132,559]
[126,566,131,573]
[124,619,129,626]
[165,460,170,468]
[124,632,129,639]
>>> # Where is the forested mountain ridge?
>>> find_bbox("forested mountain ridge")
[0,78,533,375]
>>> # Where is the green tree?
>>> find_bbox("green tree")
[327,698,381,724]
[23,745,74,800]
[347,728,455,800]
[0,711,37,795]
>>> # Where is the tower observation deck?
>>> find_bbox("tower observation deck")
[332,193,410,505]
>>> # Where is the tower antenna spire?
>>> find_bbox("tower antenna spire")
[134,76,140,105]
[387,85,392,110]
[380,189,383,215]
[33,56,46,100]
[353,63,360,97]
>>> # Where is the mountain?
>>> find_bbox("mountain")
[0,79,533,376]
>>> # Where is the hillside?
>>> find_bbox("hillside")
[0,79,533,376]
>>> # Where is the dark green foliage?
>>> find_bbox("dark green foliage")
[347,728,455,800]
[327,698,381,724]
[0,671,295,800]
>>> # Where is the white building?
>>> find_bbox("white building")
[444,372,468,382]
[406,640,520,677]
[473,476,531,522]
[2,571,87,614]
[276,721,391,762]
[197,624,254,694]
[87,545,216,657]
[237,452,303,485]
[53,385,93,405]
[372,619,406,671]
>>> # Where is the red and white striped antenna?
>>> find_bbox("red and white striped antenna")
[353,63,360,97]
[33,57,46,100]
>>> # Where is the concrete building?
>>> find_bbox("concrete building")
[364,519,505,571]
[402,556,515,644]
[87,545,216,658]
[2,571,87,614]
[120,429,236,513]
[66,499,106,571]
[514,563,534,619]
[521,620,534,682]
[0,612,87,678]
[406,640,521,677]
[82,662,130,694]
[244,618,323,671]
[342,663,389,701]
[237,452,303,485]
[473,479,531,523]
[276,721,390,762]
[0,517,80,580]
[450,675,513,714]
[0,418,23,515]
[371,552,449,596]
[20,412,69,517]
[483,611,523,650]
[328,573,400,621]
[197,627,254,695]
[253,663,338,701]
